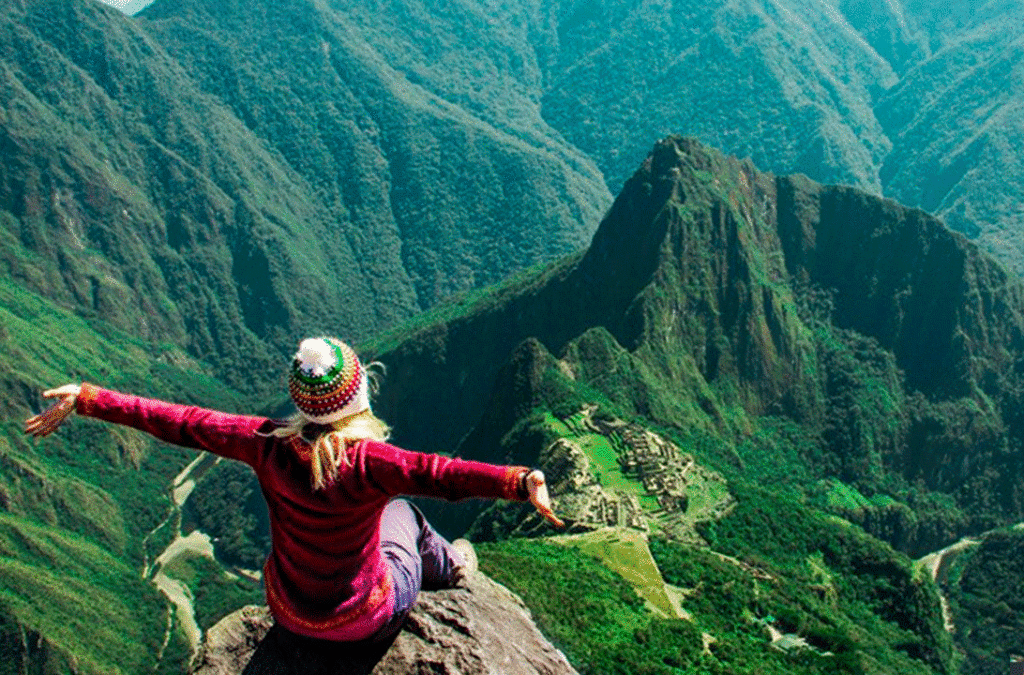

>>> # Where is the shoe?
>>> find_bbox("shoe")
[451,538,477,583]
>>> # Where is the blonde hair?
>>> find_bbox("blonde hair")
[274,359,389,490]
[272,409,391,490]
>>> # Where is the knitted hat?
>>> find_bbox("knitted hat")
[288,337,370,424]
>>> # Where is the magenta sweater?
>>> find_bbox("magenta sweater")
[76,383,529,641]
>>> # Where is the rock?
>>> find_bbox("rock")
[190,573,578,675]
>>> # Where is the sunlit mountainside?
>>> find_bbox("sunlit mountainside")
[3,0,1024,673]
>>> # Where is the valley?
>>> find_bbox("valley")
[3,0,1024,672]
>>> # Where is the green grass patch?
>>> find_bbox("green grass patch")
[548,528,686,619]
[578,432,646,497]
[478,537,706,674]
[0,513,167,674]
[819,479,872,512]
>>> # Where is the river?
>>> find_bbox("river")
[146,452,222,665]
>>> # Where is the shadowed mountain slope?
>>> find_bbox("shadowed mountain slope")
[877,2,1024,274]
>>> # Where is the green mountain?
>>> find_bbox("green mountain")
[0,3,611,662]
[878,2,1024,274]
[538,0,899,192]
[4,0,1024,672]
[944,527,1024,675]
[5,0,1024,383]
[533,0,1024,275]
[0,273,255,674]
[372,136,1024,537]
[0,0,611,394]
[361,137,1024,673]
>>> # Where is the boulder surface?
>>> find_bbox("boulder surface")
[190,574,578,675]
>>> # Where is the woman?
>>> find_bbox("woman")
[24,336,563,645]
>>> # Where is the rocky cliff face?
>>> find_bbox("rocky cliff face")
[190,574,577,675]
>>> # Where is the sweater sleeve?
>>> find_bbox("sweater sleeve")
[355,439,530,502]
[75,383,267,465]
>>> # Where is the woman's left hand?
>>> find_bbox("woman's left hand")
[526,470,565,528]
[24,384,82,438]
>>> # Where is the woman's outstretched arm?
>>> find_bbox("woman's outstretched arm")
[24,382,267,464]
[524,470,563,528]
[356,440,564,528]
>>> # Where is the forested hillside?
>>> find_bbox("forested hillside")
[355,138,1024,673]
[3,0,1024,672]
[0,0,610,396]
[5,0,1024,391]
[372,137,1024,552]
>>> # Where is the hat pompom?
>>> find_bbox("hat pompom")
[296,338,337,377]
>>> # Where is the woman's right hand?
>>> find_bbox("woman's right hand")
[24,384,82,438]
[526,470,565,528]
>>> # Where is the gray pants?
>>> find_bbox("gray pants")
[370,498,463,641]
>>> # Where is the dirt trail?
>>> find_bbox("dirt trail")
[918,536,979,633]
[916,525,1024,634]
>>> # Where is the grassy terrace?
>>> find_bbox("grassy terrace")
[549,409,652,503]
[548,527,688,620]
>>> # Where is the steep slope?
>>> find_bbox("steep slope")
[538,0,900,193]
[0,2,607,670]
[0,0,611,394]
[137,0,609,309]
[370,136,1024,550]
[7,0,1024,387]
[945,527,1024,675]
[877,4,1024,274]
[0,276,260,673]
[351,135,1024,673]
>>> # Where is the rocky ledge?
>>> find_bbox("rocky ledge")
[190,573,578,675]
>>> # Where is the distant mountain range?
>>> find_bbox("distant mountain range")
[3,0,1024,673]
[4,0,1024,385]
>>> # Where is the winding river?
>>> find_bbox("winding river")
[146,452,222,664]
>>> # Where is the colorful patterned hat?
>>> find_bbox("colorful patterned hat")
[288,337,369,424]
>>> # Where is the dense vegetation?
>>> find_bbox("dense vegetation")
[367,138,1024,673]
[4,0,1024,671]
[0,269,255,673]
[946,529,1024,675]
[371,138,1024,545]
[479,518,950,675]
[184,460,270,569]
[0,0,609,398]
[479,540,706,675]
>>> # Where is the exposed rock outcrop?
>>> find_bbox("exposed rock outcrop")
[190,573,578,675]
